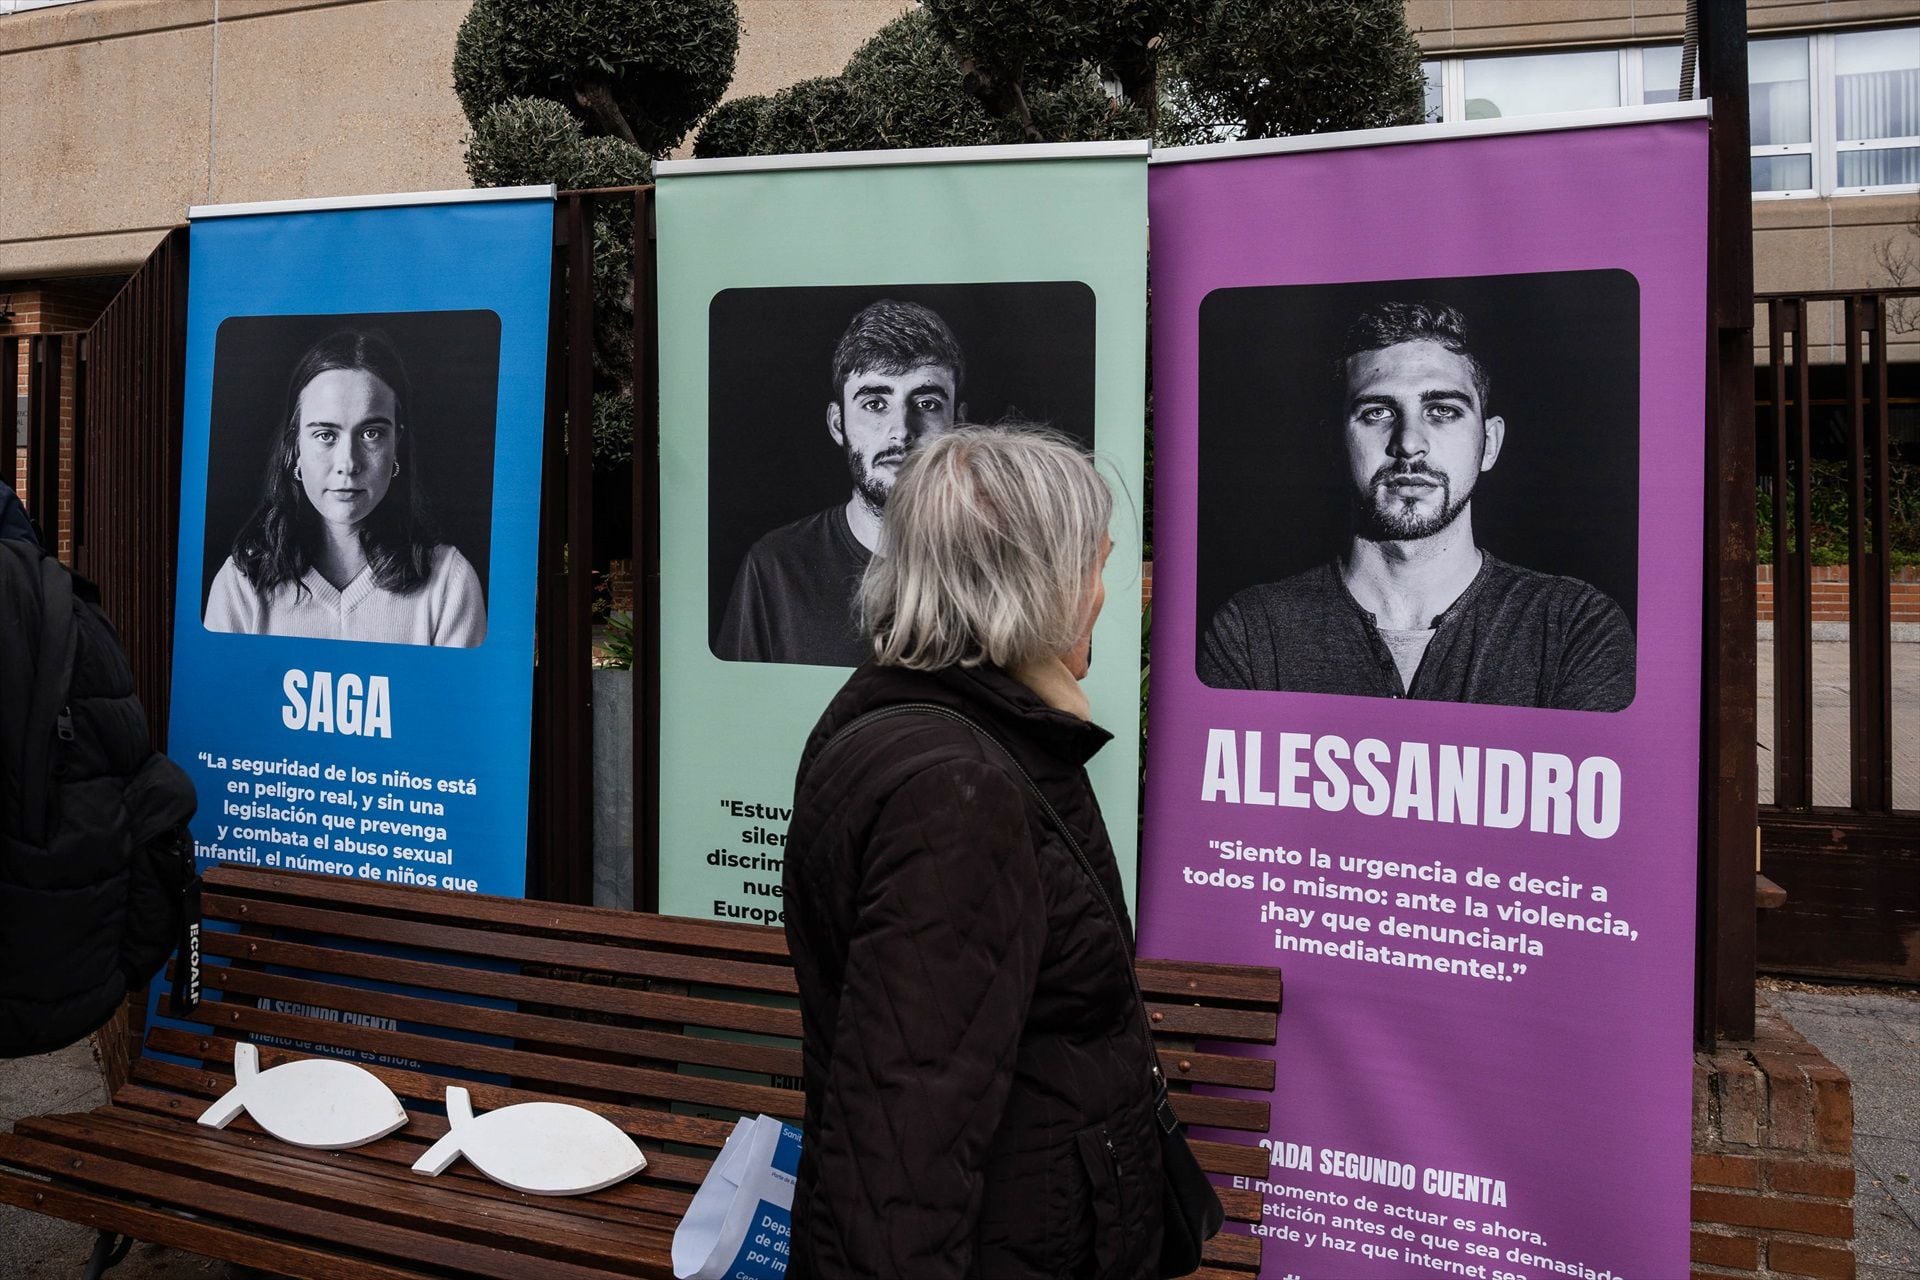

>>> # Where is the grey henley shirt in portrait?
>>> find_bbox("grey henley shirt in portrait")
[1197,553,1636,712]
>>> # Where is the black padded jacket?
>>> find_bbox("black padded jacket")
[783,661,1163,1280]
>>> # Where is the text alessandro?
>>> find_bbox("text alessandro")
[1201,730,1621,839]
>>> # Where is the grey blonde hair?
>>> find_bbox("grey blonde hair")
[860,425,1113,671]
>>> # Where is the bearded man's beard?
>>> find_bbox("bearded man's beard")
[1354,463,1475,541]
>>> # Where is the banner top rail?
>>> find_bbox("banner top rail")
[188,185,557,220]
[1150,100,1711,166]
[656,139,1150,178]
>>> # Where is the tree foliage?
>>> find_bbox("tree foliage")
[465,97,653,189]
[693,0,1422,158]
[691,95,771,159]
[453,0,741,155]
[925,0,1193,134]
[1163,0,1427,144]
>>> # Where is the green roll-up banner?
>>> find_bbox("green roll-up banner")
[655,142,1149,923]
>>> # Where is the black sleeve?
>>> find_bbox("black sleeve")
[800,759,1046,1279]
[0,483,40,548]
[1551,586,1637,712]
[1196,596,1256,689]
[714,551,771,662]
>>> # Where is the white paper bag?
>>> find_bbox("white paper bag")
[672,1114,800,1280]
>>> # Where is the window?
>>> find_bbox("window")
[1749,37,1814,195]
[1423,26,1920,199]
[1640,45,1700,105]
[1461,50,1621,120]
[1833,27,1920,191]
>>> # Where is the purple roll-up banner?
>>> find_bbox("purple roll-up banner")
[1140,108,1709,1280]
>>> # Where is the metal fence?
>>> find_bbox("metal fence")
[1756,288,1920,984]
[530,186,660,906]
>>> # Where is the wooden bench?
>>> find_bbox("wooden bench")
[0,865,1283,1278]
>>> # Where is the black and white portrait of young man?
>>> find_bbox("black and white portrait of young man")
[708,282,1096,667]
[1195,270,1641,713]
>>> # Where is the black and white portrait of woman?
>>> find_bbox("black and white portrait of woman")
[201,315,500,648]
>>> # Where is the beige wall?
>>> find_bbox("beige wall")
[0,0,910,280]
[731,0,909,99]
[0,0,472,278]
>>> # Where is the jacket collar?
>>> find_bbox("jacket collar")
[826,662,1113,769]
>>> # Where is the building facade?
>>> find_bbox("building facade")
[6,0,1918,302]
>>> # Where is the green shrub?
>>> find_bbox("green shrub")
[1756,459,1920,569]
[693,95,771,157]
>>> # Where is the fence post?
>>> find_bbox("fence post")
[632,187,661,914]
[1698,0,1758,1046]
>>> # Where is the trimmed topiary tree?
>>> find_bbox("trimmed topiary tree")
[1164,0,1427,143]
[453,0,741,155]
[694,0,1422,158]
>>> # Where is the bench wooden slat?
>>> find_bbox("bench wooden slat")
[107,1078,711,1210]
[18,1111,680,1272]
[202,892,800,995]
[1190,1135,1270,1181]
[1201,1229,1264,1269]
[1167,1091,1270,1133]
[1159,1045,1277,1091]
[203,964,804,1079]
[0,1131,633,1280]
[202,930,804,1038]
[219,867,793,960]
[136,1030,744,1154]
[1146,1001,1279,1041]
[0,1169,440,1280]
[1136,956,1285,1008]
[191,999,806,1119]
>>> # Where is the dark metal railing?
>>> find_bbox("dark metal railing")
[77,227,189,749]
[1755,287,1919,984]
[526,187,660,906]
[2,330,77,555]
[1698,0,1759,1046]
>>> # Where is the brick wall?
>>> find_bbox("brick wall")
[1757,565,1920,625]
[1693,1004,1855,1279]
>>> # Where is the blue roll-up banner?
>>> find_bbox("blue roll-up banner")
[166,188,554,901]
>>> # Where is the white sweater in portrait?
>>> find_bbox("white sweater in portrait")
[204,544,487,648]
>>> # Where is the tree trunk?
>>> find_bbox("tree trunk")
[575,80,640,149]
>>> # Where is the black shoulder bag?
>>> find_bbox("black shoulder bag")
[816,703,1226,1277]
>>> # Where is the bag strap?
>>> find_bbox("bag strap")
[813,703,1177,1126]
[0,542,78,847]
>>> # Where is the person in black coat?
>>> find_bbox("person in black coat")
[783,425,1162,1279]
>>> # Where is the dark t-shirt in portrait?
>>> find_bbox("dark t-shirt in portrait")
[715,505,872,666]
[1198,553,1636,711]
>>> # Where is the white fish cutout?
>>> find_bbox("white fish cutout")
[411,1086,647,1196]
[197,1043,409,1150]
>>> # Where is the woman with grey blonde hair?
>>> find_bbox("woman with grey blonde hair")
[782,426,1178,1279]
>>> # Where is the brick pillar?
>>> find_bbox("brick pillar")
[1693,1003,1855,1279]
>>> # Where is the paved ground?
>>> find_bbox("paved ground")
[1756,636,1920,808]
[4,986,1915,1276]
[1764,982,1920,1280]
[0,1039,249,1278]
